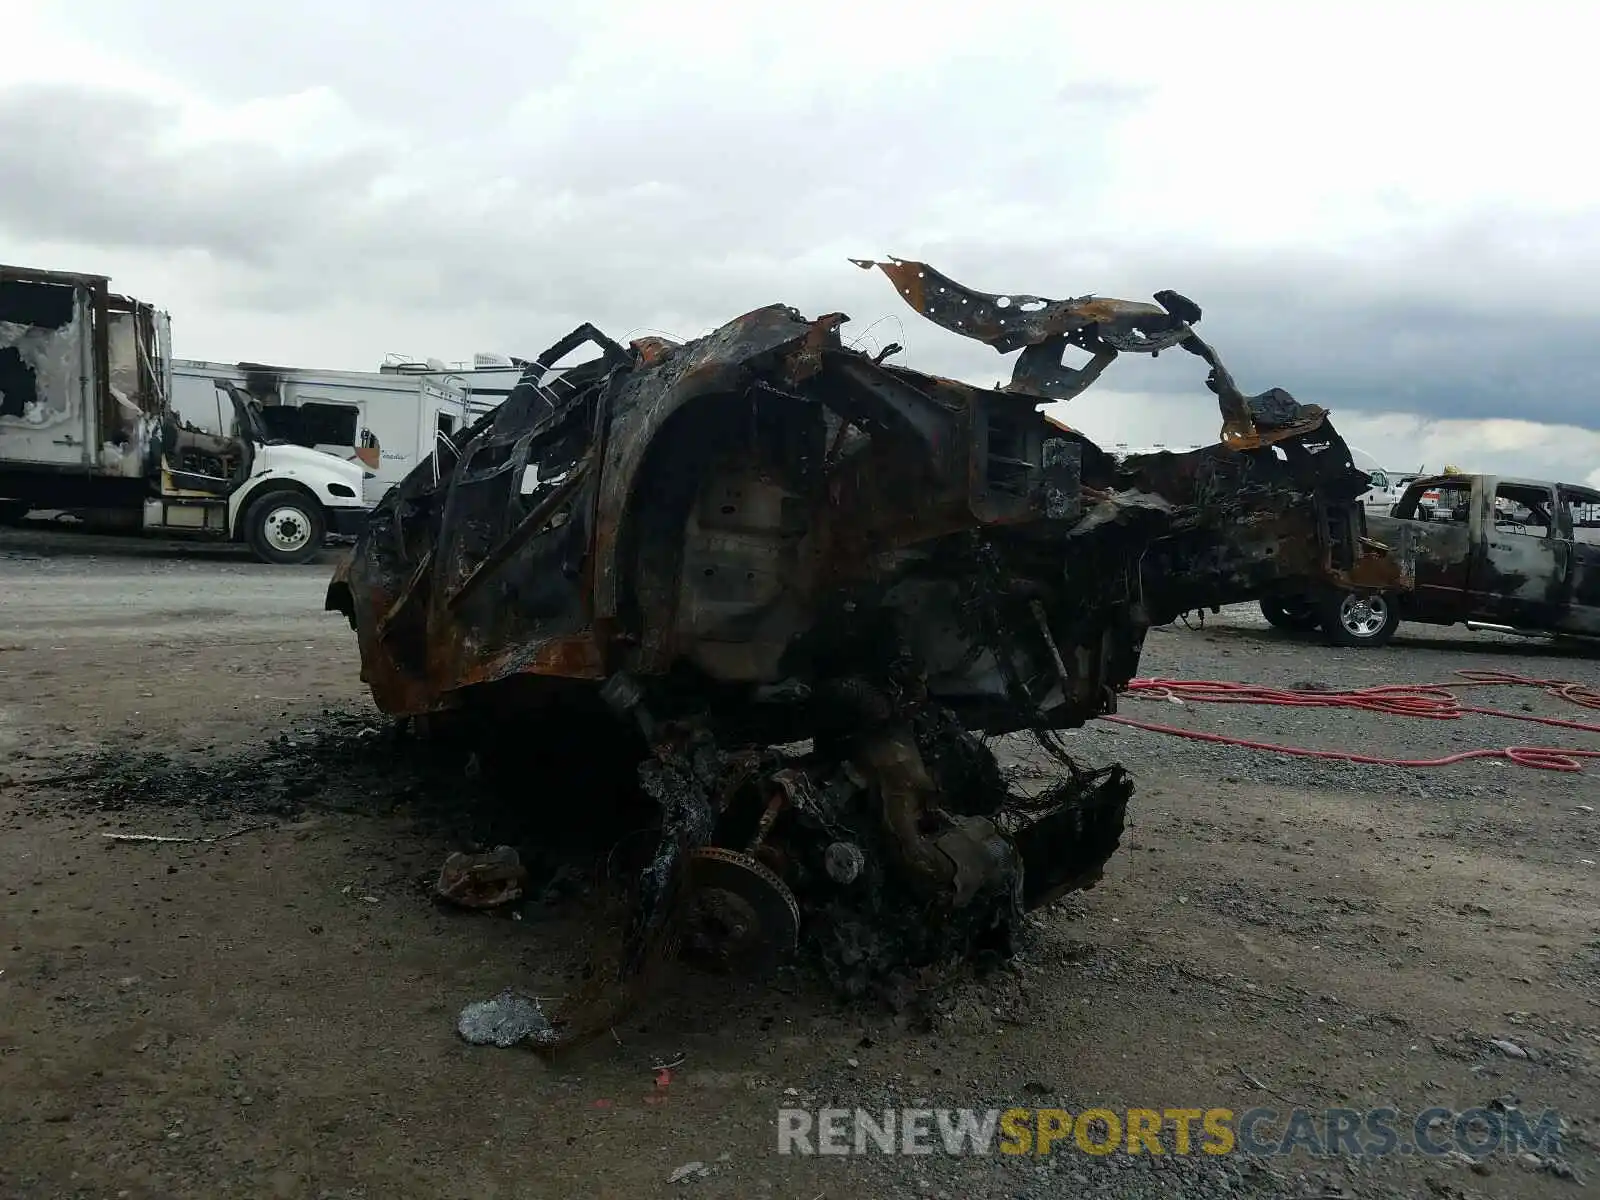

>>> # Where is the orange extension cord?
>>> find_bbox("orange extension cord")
[1106,670,1600,773]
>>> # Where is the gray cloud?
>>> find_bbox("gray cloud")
[1,59,1597,435]
[34,0,578,135]
[0,84,389,264]
[1057,80,1152,109]
[1080,236,1600,430]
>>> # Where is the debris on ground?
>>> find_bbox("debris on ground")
[434,846,528,909]
[41,713,422,820]
[101,822,271,845]
[455,990,557,1048]
[666,1162,711,1184]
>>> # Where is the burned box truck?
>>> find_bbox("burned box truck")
[327,259,1405,1047]
[0,264,369,563]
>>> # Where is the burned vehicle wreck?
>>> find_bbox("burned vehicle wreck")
[326,259,1393,1046]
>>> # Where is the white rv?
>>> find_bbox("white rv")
[172,360,481,506]
[379,352,524,417]
[1108,442,1206,458]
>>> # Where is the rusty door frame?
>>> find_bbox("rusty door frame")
[1472,477,1570,625]
[1556,483,1600,634]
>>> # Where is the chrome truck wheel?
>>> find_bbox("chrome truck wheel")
[1319,591,1400,647]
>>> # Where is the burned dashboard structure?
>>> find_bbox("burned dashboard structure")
[327,259,1391,1047]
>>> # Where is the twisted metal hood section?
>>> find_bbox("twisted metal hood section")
[852,256,1328,449]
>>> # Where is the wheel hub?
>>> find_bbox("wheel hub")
[1340,593,1388,637]
[264,508,310,553]
[684,846,800,971]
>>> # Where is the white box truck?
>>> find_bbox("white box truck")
[0,264,369,564]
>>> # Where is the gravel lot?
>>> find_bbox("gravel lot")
[1,526,1596,1199]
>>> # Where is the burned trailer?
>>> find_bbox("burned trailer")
[326,260,1385,1044]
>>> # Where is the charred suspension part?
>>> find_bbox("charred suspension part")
[326,258,1398,1047]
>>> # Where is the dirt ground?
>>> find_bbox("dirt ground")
[1,526,1596,1200]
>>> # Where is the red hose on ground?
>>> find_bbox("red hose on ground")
[1103,670,1600,773]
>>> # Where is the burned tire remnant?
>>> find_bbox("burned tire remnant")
[1260,595,1322,633]
[324,258,1411,1050]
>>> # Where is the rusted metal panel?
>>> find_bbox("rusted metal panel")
[848,257,1333,452]
[847,257,1194,355]
[591,304,834,622]
[0,264,111,289]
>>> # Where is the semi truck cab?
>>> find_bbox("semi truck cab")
[0,263,367,564]
[150,380,369,563]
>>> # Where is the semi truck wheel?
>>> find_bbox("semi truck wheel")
[1259,596,1321,633]
[244,490,325,565]
[1318,591,1400,647]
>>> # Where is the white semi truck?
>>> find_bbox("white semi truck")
[0,264,368,564]
[170,358,485,507]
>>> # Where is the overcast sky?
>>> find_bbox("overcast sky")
[5,1,1597,485]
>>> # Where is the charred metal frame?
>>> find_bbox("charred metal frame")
[327,259,1406,1047]
[0,264,167,440]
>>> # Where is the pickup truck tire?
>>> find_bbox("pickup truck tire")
[244,489,325,565]
[1318,591,1400,648]
[1260,596,1322,633]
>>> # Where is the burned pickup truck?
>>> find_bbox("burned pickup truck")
[326,258,1395,1045]
[1264,472,1600,646]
